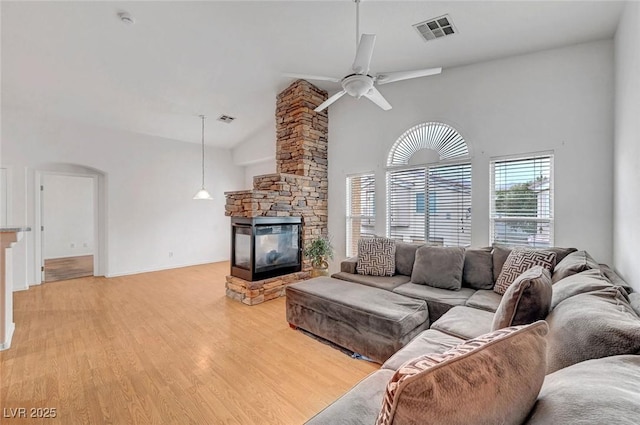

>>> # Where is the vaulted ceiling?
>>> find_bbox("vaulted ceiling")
[1,1,624,148]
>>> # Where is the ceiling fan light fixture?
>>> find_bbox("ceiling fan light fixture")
[342,74,374,98]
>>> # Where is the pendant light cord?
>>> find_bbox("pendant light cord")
[200,114,205,188]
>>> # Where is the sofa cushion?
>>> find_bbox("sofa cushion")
[357,237,396,277]
[550,268,613,310]
[287,278,429,363]
[393,284,476,322]
[462,247,494,290]
[598,263,634,293]
[525,355,640,425]
[492,266,552,331]
[382,329,465,371]
[631,293,640,317]
[340,256,358,274]
[492,245,576,283]
[411,246,465,290]
[465,290,503,312]
[551,250,599,283]
[430,306,494,339]
[545,286,640,374]
[306,369,395,425]
[492,245,512,283]
[376,322,548,425]
[494,248,556,295]
[395,242,422,277]
[331,272,410,291]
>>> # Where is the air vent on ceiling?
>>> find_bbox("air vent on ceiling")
[413,14,457,42]
[217,115,236,124]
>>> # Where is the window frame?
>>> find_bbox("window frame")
[386,159,472,247]
[346,172,376,258]
[489,151,555,248]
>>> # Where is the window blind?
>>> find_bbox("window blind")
[387,163,471,247]
[427,163,472,247]
[490,154,553,248]
[346,173,376,257]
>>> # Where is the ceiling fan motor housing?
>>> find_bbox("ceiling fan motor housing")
[342,74,374,98]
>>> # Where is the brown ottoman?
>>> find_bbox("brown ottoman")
[286,277,429,363]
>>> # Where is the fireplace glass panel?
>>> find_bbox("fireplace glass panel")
[234,227,251,270]
[255,224,299,272]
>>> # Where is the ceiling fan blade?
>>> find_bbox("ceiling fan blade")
[351,34,376,75]
[283,73,341,83]
[314,90,347,112]
[364,87,392,111]
[376,67,442,85]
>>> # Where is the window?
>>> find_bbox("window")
[490,153,553,247]
[346,173,375,257]
[386,122,471,247]
[387,163,471,246]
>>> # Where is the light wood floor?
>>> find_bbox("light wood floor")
[0,262,377,424]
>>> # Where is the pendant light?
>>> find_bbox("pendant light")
[193,115,213,200]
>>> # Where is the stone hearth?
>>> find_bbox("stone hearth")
[224,80,328,305]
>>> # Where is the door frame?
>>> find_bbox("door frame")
[35,169,107,284]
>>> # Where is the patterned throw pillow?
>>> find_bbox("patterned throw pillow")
[494,248,556,295]
[376,321,549,425]
[356,237,396,276]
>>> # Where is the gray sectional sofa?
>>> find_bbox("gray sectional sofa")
[285,242,640,424]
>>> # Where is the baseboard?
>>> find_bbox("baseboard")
[0,323,15,351]
[106,260,227,278]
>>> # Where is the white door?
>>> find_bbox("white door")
[42,174,95,282]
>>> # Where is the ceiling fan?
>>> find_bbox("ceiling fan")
[285,0,442,112]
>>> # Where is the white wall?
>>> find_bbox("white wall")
[2,109,244,284]
[42,174,94,259]
[613,2,640,292]
[328,40,615,268]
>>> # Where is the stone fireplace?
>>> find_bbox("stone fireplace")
[224,80,328,305]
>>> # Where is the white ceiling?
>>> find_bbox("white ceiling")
[1,1,624,149]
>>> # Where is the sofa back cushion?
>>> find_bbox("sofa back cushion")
[411,246,465,290]
[550,269,613,310]
[492,266,552,330]
[394,242,423,276]
[357,237,396,277]
[494,248,556,295]
[462,247,494,290]
[545,286,640,374]
[376,321,549,425]
[525,355,640,425]
[551,250,599,283]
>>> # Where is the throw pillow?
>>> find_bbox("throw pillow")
[494,248,556,295]
[545,286,640,374]
[492,266,552,330]
[551,250,599,283]
[394,242,423,276]
[411,246,465,290]
[550,268,612,310]
[357,237,396,276]
[492,245,576,283]
[525,355,640,425]
[462,247,494,290]
[376,321,549,425]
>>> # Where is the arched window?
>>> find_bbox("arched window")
[386,123,472,247]
[387,122,469,167]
